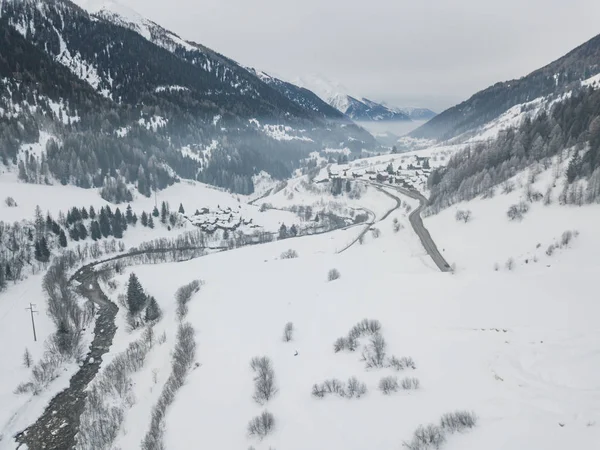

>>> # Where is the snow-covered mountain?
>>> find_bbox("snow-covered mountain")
[411,32,600,141]
[0,0,377,197]
[294,75,436,122]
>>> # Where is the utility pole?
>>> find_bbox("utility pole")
[26,303,38,342]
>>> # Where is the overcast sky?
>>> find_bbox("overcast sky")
[119,0,600,111]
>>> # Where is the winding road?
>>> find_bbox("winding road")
[373,182,452,272]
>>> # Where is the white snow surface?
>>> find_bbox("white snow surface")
[109,178,600,450]
[1,150,600,449]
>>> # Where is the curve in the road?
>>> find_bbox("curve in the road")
[375,183,452,272]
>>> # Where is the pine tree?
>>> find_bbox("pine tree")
[279,224,288,240]
[51,221,61,235]
[99,208,111,237]
[81,207,89,220]
[289,224,298,237]
[59,229,68,247]
[161,201,168,224]
[40,237,50,261]
[69,226,80,242]
[127,273,146,315]
[89,206,96,220]
[178,203,185,214]
[90,221,101,241]
[71,207,82,223]
[0,264,6,290]
[132,213,138,225]
[126,204,133,224]
[144,296,162,322]
[141,211,148,227]
[78,223,88,240]
[148,215,154,229]
[34,240,42,261]
[152,206,159,217]
[112,214,123,238]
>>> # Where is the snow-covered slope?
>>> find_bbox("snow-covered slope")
[1,154,600,449]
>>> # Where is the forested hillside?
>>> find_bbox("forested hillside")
[427,85,600,213]
[411,33,600,141]
[0,0,376,197]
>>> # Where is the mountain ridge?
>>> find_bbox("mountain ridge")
[410,32,600,141]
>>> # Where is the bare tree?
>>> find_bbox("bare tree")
[362,333,387,368]
[250,356,277,404]
[247,411,275,439]
[282,322,294,342]
[23,348,32,368]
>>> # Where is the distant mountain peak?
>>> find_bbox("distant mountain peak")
[292,74,435,122]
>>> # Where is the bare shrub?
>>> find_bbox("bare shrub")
[561,230,573,247]
[371,228,381,238]
[77,333,154,450]
[141,322,196,450]
[440,411,477,433]
[335,319,380,353]
[312,377,367,399]
[387,356,416,371]
[455,210,472,223]
[247,411,275,440]
[546,244,556,256]
[348,319,381,340]
[5,196,17,207]
[403,424,446,450]
[501,181,514,194]
[333,336,357,353]
[23,348,32,368]
[362,333,387,369]
[312,383,327,398]
[282,322,294,342]
[327,268,341,281]
[393,218,404,232]
[250,356,277,404]
[379,376,399,395]
[505,258,515,271]
[280,249,298,259]
[176,280,202,320]
[401,377,421,390]
[507,205,522,221]
[346,377,368,398]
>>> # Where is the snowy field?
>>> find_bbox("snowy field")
[1,152,600,449]
[104,183,600,450]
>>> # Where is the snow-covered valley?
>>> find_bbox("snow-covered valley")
[1,150,599,449]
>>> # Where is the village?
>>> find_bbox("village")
[321,153,433,192]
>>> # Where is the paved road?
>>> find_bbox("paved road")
[337,185,399,254]
[373,182,452,272]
